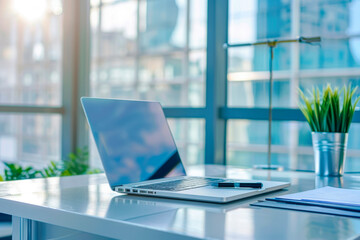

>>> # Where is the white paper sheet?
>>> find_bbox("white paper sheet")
[275,186,360,207]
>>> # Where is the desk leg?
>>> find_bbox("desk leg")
[12,216,114,240]
[12,216,37,240]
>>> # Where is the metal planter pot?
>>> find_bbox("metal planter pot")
[312,132,348,176]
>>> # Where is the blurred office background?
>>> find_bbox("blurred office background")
[0,0,359,172]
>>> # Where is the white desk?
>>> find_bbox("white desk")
[0,165,360,240]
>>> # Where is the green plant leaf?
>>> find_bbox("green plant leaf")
[298,84,359,133]
[1,146,101,181]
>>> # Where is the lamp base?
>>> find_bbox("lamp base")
[253,165,284,171]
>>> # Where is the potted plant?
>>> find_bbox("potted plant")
[299,85,360,176]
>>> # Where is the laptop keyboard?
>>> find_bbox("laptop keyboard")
[134,177,223,192]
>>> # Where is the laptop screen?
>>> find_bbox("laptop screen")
[81,98,186,189]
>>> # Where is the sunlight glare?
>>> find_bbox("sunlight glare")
[12,0,47,22]
[49,0,63,15]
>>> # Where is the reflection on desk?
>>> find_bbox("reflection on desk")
[108,194,360,240]
[0,166,359,240]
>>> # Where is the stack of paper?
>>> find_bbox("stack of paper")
[251,186,360,218]
[275,186,360,207]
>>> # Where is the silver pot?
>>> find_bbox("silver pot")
[312,132,348,176]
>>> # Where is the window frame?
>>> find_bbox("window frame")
[2,0,360,168]
[0,0,91,162]
[223,0,360,170]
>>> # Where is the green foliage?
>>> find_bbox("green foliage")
[86,168,102,174]
[2,146,102,181]
[299,85,360,133]
[0,174,3,181]
[3,162,40,181]
[61,147,90,176]
[39,161,61,178]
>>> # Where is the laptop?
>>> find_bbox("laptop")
[81,97,290,203]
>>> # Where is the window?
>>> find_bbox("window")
[89,0,207,167]
[227,0,360,171]
[0,0,63,169]
[2,0,359,173]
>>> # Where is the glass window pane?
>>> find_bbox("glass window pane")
[99,1,137,57]
[189,51,206,78]
[0,113,61,168]
[139,0,187,52]
[90,59,137,98]
[228,45,291,73]
[0,0,62,106]
[227,120,269,168]
[189,0,207,49]
[227,0,360,171]
[299,1,360,69]
[167,119,205,166]
[89,134,102,170]
[90,6,100,57]
[300,0,360,36]
[90,0,207,107]
[227,120,360,172]
[90,0,100,7]
[228,79,290,108]
[300,37,360,69]
[227,44,291,107]
[139,54,185,82]
[228,0,291,44]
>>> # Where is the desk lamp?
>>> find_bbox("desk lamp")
[224,36,321,169]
